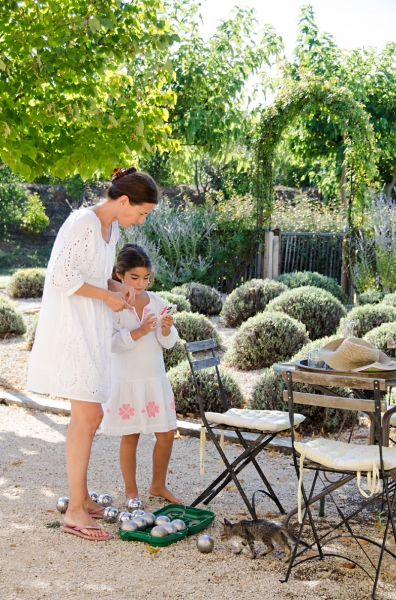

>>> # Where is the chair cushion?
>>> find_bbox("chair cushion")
[294,438,396,472]
[205,408,305,433]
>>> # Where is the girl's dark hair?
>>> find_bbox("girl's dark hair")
[107,167,159,205]
[112,243,153,282]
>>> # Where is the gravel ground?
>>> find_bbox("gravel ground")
[2,403,396,600]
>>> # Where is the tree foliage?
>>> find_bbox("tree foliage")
[0,0,179,180]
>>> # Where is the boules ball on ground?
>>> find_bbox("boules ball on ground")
[118,511,134,523]
[89,491,99,502]
[131,509,145,517]
[143,512,156,527]
[150,526,168,538]
[163,522,177,535]
[56,497,69,513]
[120,519,139,532]
[154,515,170,526]
[132,516,148,531]
[98,494,113,507]
[197,534,214,553]
[126,498,143,511]
[172,519,187,531]
[103,506,119,523]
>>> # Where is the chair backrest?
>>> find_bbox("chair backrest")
[184,338,229,415]
[282,370,386,448]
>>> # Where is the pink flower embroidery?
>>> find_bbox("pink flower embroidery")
[170,399,175,410]
[146,401,160,418]
[141,409,146,414]
[118,404,135,420]
[106,409,111,414]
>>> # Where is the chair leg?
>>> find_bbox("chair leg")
[372,478,396,599]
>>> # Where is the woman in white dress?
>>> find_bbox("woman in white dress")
[27,167,158,540]
[101,244,183,505]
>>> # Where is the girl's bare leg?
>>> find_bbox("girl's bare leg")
[148,431,184,504]
[64,400,107,538]
[120,433,140,502]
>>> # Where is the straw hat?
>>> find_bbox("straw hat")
[319,338,396,372]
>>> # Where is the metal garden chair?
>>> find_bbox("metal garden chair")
[282,370,396,599]
[185,338,306,519]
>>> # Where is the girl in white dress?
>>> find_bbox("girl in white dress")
[101,244,183,505]
[27,167,159,540]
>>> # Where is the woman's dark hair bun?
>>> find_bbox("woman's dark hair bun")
[111,166,137,181]
[108,167,159,206]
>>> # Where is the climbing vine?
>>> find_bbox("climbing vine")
[255,76,378,226]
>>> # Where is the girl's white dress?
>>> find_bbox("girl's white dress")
[26,208,119,403]
[101,292,178,435]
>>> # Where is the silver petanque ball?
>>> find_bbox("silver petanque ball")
[197,534,214,553]
[118,511,133,523]
[163,522,177,535]
[103,506,119,523]
[172,519,187,532]
[150,526,168,538]
[126,498,143,511]
[155,515,170,526]
[131,509,145,517]
[120,519,139,532]
[98,494,113,507]
[56,496,69,513]
[89,491,99,503]
[132,516,148,531]
[143,512,156,527]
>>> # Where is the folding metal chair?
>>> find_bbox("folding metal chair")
[185,339,306,519]
[282,370,396,599]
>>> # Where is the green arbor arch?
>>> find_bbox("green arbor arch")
[255,76,378,225]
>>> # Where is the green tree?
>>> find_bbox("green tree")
[0,0,179,180]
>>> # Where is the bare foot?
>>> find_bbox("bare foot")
[148,486,184,504]
[85,496,104,514]
[64,507,108,538]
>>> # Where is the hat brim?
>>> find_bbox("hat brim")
[320,338,396,372]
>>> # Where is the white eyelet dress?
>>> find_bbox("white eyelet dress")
[26,208,119,403]
[101,292,178,435]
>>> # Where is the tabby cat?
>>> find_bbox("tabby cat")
[221,517,307,562]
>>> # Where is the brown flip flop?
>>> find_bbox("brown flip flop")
[88,506,105,519]
[60,525,112,541]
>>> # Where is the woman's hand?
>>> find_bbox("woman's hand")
[161,315,174,336]
[103,290,133,313]
[120,284,136,307]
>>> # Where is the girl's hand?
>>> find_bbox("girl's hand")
[161,315,174,336]
[103,290,133,313]
[140,313,157,336]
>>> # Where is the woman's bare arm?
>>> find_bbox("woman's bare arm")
[74,283,132,312]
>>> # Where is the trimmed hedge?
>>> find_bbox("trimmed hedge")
[173,311,221,346]
[171,282,223,315]
[266,286,346,340]
[157,291,192,313]
[168,359,243,415]
[226,311,308,370]
[7,268,46,299]
[275,271,348,304]
[249,368,353,435]
[357,290,384,306]
[337,304,396,338]
[163,338,187,371]
[25,312,39,350]
[0,297,26,336]
[363,323,396,354]
[220,279,287,328]
[382,293,396,308]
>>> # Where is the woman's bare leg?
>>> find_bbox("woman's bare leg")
[64,400,107,538]
[148,431,184,504]
[120,433,140,503]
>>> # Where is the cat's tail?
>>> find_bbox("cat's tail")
[280,528,310,548]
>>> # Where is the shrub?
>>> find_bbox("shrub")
[226,311,308,370]
[21,192,50,233]
[167,359,244,415]
[25,312,39,350]
[0,297,26,336]
[0,184,49,235]
[156,291,191,313]
[163,338,187,371]
[363,323,396,354]
[337,304,396,338]
[220,279,287,327]
[275,271,348,304]
[291,335,339,362]
[382,293,396,308]
[249,368,353,435]
[173,311,222,346]
[266,286,346,340]
[357,290,385,305]
[172,282,223,315]
[7,268,46,299]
